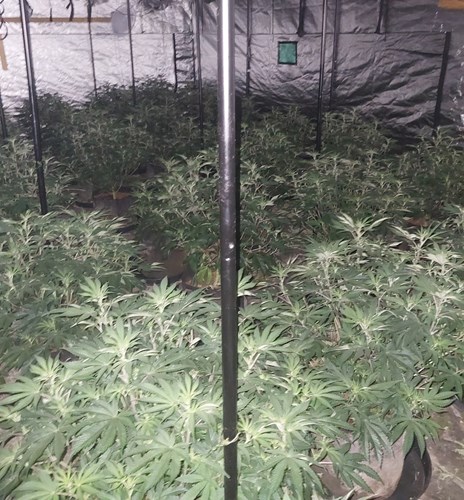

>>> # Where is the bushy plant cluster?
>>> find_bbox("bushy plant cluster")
[15,81,221,195]
[0,210,143,369]
[397,132,464,216]
[16,95,155,196]
[4,85,464,498]
[322,111,392,159]
[0,213,463,498]
[131,149,314,282]
[0,138,70,217]
[130,123,414,281]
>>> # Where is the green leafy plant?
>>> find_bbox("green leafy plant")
[0,210,144,368]
[322,111,392,159]
[0,137,71,217]
[1,214,463,498]
[397,131,464,217]
[0,275,375,499]
[63,108,155,196]
[131,150,311,283]
[15,93,77,161]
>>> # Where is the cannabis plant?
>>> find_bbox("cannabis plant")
[0,210,143,369]
[322,111,392,159]
[63,108,155,196]
[241,106,314,167]
[0,137,71,217]
[14,93,76,161]
[131,150,310,283]
[397,131,464,217]
[0,275,377,499]
[1,214,463,498]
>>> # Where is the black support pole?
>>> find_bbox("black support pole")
[172,33,179,92]
[376,0,388,34]
[315,0,329,152]
[194,0,204,145]
[433,31,452,137]
[19,0,48,214]
[126,0,136,105]
[297,0,306,37]
[245,0,252,96]
[328,0,340,109]
[87,2,98,98]
[0,89,8,139]
[218,0,238,498]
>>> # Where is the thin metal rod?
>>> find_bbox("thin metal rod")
[19,0,48,214]
[315,0,328,152]
[126,0,136,105]
[172,33,178,92]
[297,0,305,37]
[0,89,8,139]
[328,0,340,109]
[218,0,238,498]
[194,0,204,145]
[376,0,387,34]
[87,2,98,98]
[245,0,252,96]
[433,31,451,136]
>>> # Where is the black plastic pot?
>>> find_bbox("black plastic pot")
[388,440,432,500]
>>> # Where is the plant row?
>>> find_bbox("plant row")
[1,207,463,497]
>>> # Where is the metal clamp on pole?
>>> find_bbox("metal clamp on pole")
[19,0,48,215]
[218,0,238,498]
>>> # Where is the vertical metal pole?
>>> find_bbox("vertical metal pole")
[376,0,388,34]
[126,0,136,105]
[433,32,451,137]
[194,0,204,145]
[328,0,340,109]
[315,0,328,152]
[218,0,238,498]
[297,0,306,37]
[87,2,98,98]
[0,89,8,139]
[172,33,179,92]
[245,0,252,96]
[19,0,48,214]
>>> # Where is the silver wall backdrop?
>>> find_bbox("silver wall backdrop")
[0,0,463,136]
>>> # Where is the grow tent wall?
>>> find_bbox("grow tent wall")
[1,0,464,136]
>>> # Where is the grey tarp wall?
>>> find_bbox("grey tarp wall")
[0,0,463,136]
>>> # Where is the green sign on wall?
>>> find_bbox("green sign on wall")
[278,41,298,65]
